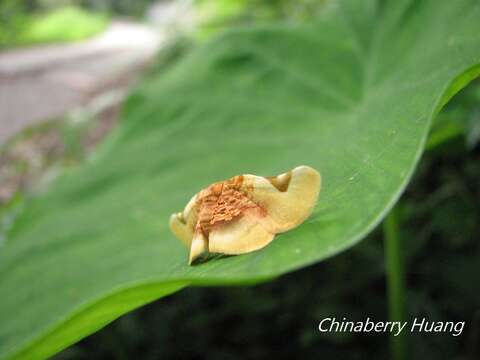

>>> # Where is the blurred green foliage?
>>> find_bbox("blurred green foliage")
[79,0,156,18]
[0,5,109,47]
[196,0,327,22]
[0,0,157,48]
[0,0,329,47]
[195,0,328,38]
[428,80,480,150]
[20,6,108,46]
[0,0,31,47]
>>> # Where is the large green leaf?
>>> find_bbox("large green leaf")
[1,0,480,358]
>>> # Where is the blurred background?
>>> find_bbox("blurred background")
[1,1,479,359]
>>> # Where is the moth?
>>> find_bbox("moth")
[170,165,321,264]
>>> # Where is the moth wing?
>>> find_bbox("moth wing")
[209,213,275,255]
[242,165,321,233]
[170,194,198,247]
[169,213,193,247]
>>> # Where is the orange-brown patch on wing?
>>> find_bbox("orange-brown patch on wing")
[195,175,265,235]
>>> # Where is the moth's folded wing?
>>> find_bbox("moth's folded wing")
[169,193,199,247]
[243,165,321,233]
[169,213,193,247]
[209,214,275,255]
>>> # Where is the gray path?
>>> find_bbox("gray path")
[0,21,163,145]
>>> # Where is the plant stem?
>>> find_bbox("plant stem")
[384,206,407,360]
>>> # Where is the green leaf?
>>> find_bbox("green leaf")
[1,0,480,358]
